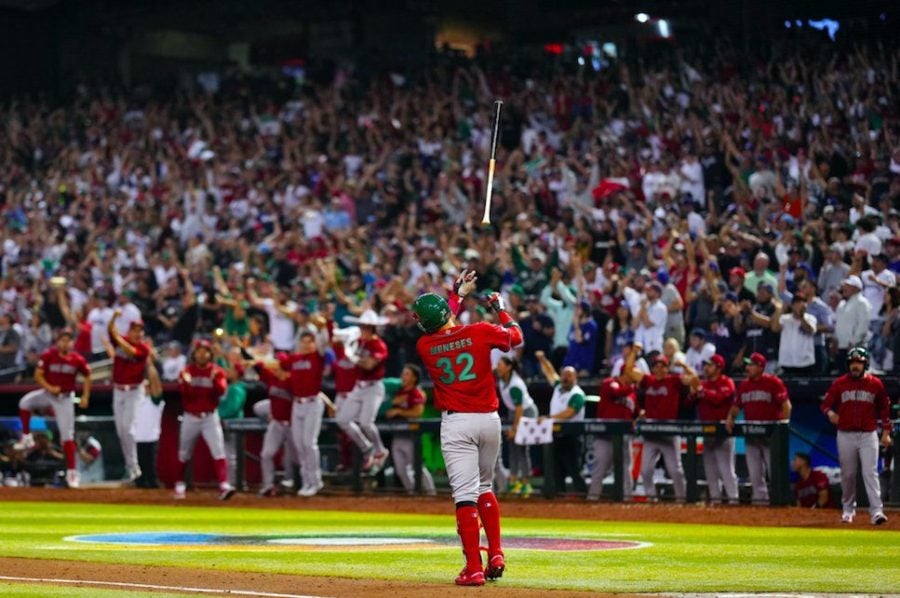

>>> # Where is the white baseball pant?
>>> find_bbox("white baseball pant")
[587,436,633,500]
[391,435,436,494]
[113,385,144,471]
[837,430,884,516]
[702,437,738,502]
[292,398,324,489]
[260,419,297,489]
[440,411,501,504]
[20,389,76,441]
[254,400,296,475]
[640,436,686,500]
[179,412,227,462]
[336,381,385,455]
[744,438,770,503]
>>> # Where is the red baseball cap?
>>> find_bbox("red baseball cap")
[651,354,669,367]
[705,354,726,370]
[192,339,213,355]
[275,352,291,369]
[744,352,767,368]
[729,267,746,279]
[129,320,144,330]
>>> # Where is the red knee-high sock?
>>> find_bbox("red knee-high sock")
[175,459,188,483]
[63,440,76,470]
[455,504,482,573]
[477,491,503,557]
[19,410,31,435]
[213,458,229,486]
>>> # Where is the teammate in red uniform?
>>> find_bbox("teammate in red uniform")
[283,330,329,497]
[792,452,833,509]
[331,326,360,472]
[821,347,891,524]
[174,340,234,500]
[16,329,91,488]
[687,354,738,503]
[586,361,638,501]
[338,310,390,472]
[726,352,791,503]
[108,310,151,482]
[413,283,522,587]
[254,353,295,496]
[633,355,689,500]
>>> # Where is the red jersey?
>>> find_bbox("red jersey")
[736,374,788,421]
[392,386,426,411]
[597,377,637,420]
[795,470,833,508]
[38,348,90,393]
[255,363,293,422]
[180,363,227,414]
[111,337,150,385]
[332,344,358,393]
[639,374,684,419]
[355,336,388,381]
[417,322,516,413]
[695,375,736,422]
[821,373,892,433]
[284,351,325,397]
[74,321,92,357]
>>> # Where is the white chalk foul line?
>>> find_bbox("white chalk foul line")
[0,574,326,598]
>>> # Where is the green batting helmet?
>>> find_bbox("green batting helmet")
[413,293,451,333]
[847,347,869,368]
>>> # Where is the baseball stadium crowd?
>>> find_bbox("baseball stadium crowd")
[0,32,896,515]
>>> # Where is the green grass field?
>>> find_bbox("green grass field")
[0,501,897,594]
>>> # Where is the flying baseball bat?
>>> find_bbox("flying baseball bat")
[481,100,503,226]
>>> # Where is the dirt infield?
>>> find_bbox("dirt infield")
[0,486,896,529]
[0,556,613,597]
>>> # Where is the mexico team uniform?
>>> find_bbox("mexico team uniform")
[692,374,738,502]
[548,379,587,493]
[111,337,150,479]
[587,377,637,500]
[386,382,436,494]
[284,351,326,494]
[795,469,833,508]
[176,362,230,491]
[19,348,91,476]
[735,374,788,502]
[337,336,389,460]
[255,362,297,492]
[822,374,891,519]
[639,374,687,500]
[498,371,537,486]
[331,343,358,470]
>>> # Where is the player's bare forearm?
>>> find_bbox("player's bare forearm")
[80,376,92,408]
[781,399,792,421]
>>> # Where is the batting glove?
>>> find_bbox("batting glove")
[486,292,505,313]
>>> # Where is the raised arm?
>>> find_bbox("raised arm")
[535,351,559,384]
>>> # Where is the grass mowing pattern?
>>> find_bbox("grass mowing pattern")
[0,502,897,593]
[0,583,197,597]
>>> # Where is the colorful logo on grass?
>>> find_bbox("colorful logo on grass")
[65,532,649,552]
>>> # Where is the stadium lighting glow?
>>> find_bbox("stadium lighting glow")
[657,19,670,38]
[577,56,585,66]
[635,13,650,23]
[808,18,840,41]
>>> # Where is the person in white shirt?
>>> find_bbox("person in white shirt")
[113,294,142,336]
[611,341,650,377]
[679,153,705,204]
[634,282,667,354]
[834,276,872,369]
[861,253,895,317]
[86,292,114,357]
[772,295,818,374]
[247,280,297,352]
[684,328,716,373]
[854,217,883,257]
[161,342,187,381]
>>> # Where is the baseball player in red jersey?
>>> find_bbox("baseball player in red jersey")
[254,353,296,496]
[792,452,833,509]
[687,354,739,503]
[283,330,329,497]
[587,367,638,501]
[174,340,234,500]
[384,364,436,495]
[337,310,390,472]
[108,310,151,482]
[821,347,892,524]
[17,329,91,488]
[331,327,360,472]
[633,355,689,501]
[726,352,791,503]
[413,284,522,587]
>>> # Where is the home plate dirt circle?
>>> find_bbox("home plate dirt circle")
[66,532,650,552]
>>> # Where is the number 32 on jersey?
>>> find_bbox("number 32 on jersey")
[435,352,476,384]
